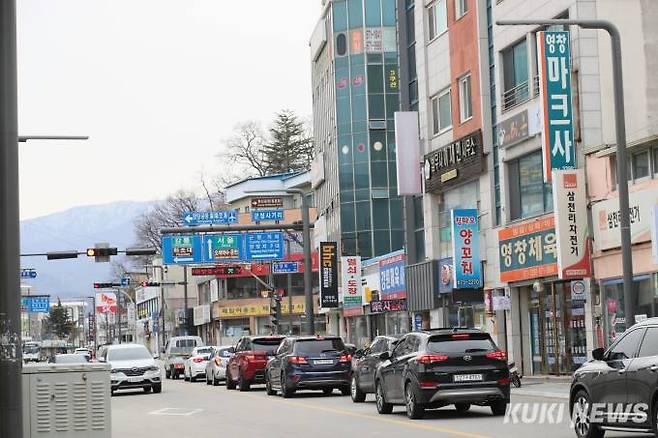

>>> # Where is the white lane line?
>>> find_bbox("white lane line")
[148,408,204,416]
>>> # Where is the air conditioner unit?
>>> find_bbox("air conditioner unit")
[23,363,112,438]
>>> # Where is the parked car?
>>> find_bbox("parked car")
[99,344,161,395]
[74,347,91,361]
[184,346,215,382]
[51,353,89,364]
[350,335,401,402]
[205,346,235,386]
[226,335,285,391]
[23,341,41,363]
[162,336,204,379]
[265,336,352,398]
[570,317,658,438]
[374,328,510,419]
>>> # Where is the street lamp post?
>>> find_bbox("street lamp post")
[496,19,633,330]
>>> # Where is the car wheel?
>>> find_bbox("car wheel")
[405,382,425,420]
[226,369,236,390]
[375,380,393,414]
[266,372,277,396]
[281,372,295,398]
[572,391,604,438]
[238,372,250,392]
[455,403,471,413]
[213,373,220,387]
[350,376,366,403]
[490,400,508,417]
[165,368,171,379]
[152,384,162,394]
[322,388,333,395]
[143,386,152,393]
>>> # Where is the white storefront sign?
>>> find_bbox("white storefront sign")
[552,169,591,278]
[492,296,511,311]
[193,304,211,326]
[591,186,658,251]
[210,280,219,303]
[341,256,363,311]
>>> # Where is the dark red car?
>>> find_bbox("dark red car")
[226,335,285,391]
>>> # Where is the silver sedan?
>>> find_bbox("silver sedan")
[205,346,234,386]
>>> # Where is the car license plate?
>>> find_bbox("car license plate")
[453,374,482,382]
[314,359,333,365]
[128,376,144,383]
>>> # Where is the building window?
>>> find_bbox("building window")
[611,145,658,185]
[431,88,452,134]
[428,0,447,41]
[502,39,529,110]
[455,0,468,18]
[458,74,472,122]
[508,150,553,220]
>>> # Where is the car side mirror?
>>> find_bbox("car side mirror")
[592,347,605,361]
[379,351,390,361]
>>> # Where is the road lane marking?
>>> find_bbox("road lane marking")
[235,392,493,438]
[148,408,203,416]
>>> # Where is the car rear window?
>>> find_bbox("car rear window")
[196,347,213,355]
[171,338,199,354]
[294,339,345,355]
[427,334,497,354]
[252,338,283,353]
[217,348,233,358]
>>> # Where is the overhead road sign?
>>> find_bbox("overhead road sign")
[251,209,284,223]
[182,210,238,226]
[162,235,203,264]
[245,232,284,261]
[205,234,243,263]
[272,261,299,274]
[21,295,50,313]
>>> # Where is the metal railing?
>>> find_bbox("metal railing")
[501,81,530,111]
[533,75,540,96]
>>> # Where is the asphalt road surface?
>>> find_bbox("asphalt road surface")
[111,378,650,438]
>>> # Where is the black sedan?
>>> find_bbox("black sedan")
[351,335,401,402]
[265,336,352,398]
[374,328,510,419]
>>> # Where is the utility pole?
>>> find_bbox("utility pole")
[496,19,633,329]
[116,289,122,344]
[0,2,22,437]
[183,266,189,335]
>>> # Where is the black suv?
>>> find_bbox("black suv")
[265,336,352,397]
[351,335,401,402]
[374,329,509,419]
[570,317,658,438]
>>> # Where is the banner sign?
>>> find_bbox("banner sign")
[537,30,576,182]
[96,292,118,314]
[341,256,363,310]
[438,258,453,294]
[552,169,591,279]
[379,253,406,299]
[498,216,558,282]
[424,130,484,193]
[319,242,339,308]
[451,209,482,289]
[369,299,407,314]
[497,109,529,148]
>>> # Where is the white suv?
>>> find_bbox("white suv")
[100,344,161,395]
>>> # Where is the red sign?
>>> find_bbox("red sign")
[95,292,117,314]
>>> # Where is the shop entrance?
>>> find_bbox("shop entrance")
[527,282,587,375]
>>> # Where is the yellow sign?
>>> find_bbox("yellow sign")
[440,168,458,183]
[218,302,305,319]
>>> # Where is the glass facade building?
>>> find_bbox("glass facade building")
[331,0,404,259]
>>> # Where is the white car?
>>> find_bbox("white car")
[205,346,234,386]
[183,346,215,382]
[99,344,161,395]
[74,347,91,360]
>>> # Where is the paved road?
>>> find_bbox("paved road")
[111,378,648,438]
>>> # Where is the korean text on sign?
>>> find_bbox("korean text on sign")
[451,209,482,289]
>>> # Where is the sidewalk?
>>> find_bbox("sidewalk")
[511,376,571,400]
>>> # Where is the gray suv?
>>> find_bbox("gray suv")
[571,317,658,437]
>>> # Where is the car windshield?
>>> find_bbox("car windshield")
[171,339,198,354]
[194,347,213,356]
[108,346,152,361]
[252,338,283,353]
[294,339,345,355]
[23,345,39,354]
[427,334,497,354]
[55,354,88,364]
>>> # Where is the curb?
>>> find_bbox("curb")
[512,389,569,400]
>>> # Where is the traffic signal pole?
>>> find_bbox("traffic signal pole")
[0,2,22,436]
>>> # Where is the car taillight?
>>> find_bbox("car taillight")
[417,354,449,364]
[214,357,222,366]
[245,354,256,361]
[497,377,510,385]
[452,333,470,339]
[339,354,352,362]
[193,357,204,363]
[288,356,308,365]
[419,381,438,389]
[486,351,507,361]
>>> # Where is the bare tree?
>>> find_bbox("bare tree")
[218,121,269,178]
[134,191,199,249]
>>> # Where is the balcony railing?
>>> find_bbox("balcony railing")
[501,81,530,111]
[533,75,540,96]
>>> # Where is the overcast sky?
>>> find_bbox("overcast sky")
[17,0,319,220]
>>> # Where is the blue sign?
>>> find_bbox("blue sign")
[21,296,50,313]
[378,253,406,300]
[413,313,423,331]
[120,277,130,287]
[20,269,37,279]
[272,261,299,274]
[251,209,284,223]
[204,234,243,263]
[182,210,238,226]
[451,209,482,289]
[538,30,575,181]
[245,232,284,261]
[162,235,203,265]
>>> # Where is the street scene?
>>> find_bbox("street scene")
[3,0,658,437]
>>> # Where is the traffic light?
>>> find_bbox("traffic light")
[86,246,117,263]
[141,281,161,287]
[270,295,281,333]
[94,282,117,289]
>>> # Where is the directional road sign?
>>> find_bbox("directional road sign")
[182,210,238,226]
[120,277,130,287]
[272,261,299,274]
[21,296,50,313]
[245,232,284,261]
[251,209,284,223]
[20,268,37,279]
[162,235,203,265]
[204,233,243,263]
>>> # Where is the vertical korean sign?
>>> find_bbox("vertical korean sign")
[552,169,591,279]
[319,242,338,308]
[341,256,363,316]
[451,209,482,289]
[537,30,575,182]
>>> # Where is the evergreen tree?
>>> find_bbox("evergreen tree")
[42,299,74,340]
[262,110,314,174]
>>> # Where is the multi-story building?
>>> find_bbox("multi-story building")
[311,0,406,260]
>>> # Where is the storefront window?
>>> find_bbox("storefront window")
[347,315,369,347]
[220,318,250,341]
[385,312,410,335]
[602,275,657,345]
[438,181,478,259]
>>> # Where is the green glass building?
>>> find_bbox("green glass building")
[311,0,404,259]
